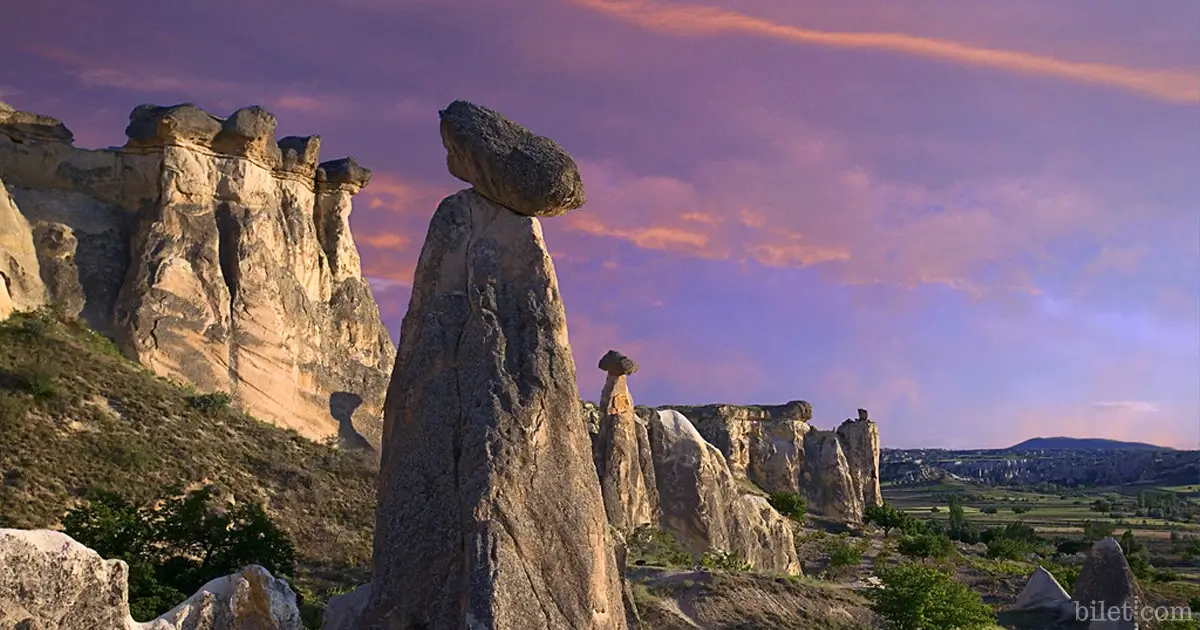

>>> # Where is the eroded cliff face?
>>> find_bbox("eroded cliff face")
[669,402,881,523]
[0,101,394,449]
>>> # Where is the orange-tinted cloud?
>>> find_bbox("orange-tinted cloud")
[563,0,1200,104]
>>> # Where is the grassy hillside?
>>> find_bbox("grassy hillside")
[0,310,377,607]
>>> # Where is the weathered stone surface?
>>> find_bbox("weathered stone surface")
[141,565,303,630]
[803,429,863,524]
[0,529,304,630]
[1012,566,1071,612]
[0,529,133,629]
[1072,538,1142,629]
[593,353,659,532]
[32,222,86,319]
[0,102,73,143]
[599,349,639,376]
[0,176,47,319]
[0,102,394,447]
[361,189,626,629]
[649,409,800,575]
[439,100,585,217]
[320,583,370,630]
[837,415,882,509]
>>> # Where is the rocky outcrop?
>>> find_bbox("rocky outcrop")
[593,350,659,532]
[837,410,882,509]
[0,529,302,630]
[1012,566,1072,613]
[359,101,626,629]
[0,172,46,320]
[649,410,800,575]
[0,101,393,448]
[673,402,879,523]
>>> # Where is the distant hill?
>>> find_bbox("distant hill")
[1008,436,1172,451]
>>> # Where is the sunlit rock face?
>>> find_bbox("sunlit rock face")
[0,101,394,449]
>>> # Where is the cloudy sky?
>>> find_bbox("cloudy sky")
[3,0,1197,448]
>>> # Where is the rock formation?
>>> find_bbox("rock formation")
[0,101,393,448]
[673,402,881,523]
[837,410,882,509]
[1072,537,1142,629]
[1012,566,1072,613]
[593,350,659,532]
[357,101,626,629]
[0,529,302,630]
[649,409,801,574]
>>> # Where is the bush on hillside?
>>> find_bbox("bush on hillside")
[869,562,995,630]
[699,549,751,572]
[63,486,296,621]
[823,536,868,577]
[767,492,807,522]
[898,533,954,559]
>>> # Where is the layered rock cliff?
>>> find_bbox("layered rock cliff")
[667,403,882,523]
[0,101,394,448]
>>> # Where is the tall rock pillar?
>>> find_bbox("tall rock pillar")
[361,101,626,630]
[594,350,659,532]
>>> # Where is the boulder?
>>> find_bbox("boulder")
[140,565,303,630]
[649,409,801,574]
[439,100,585,217]
[32,222,85,319]
[320,583,370,630]
[0,175,47,320]
[360,188,626,629]
[1012,566,1071,611]
[593,351,659,531]
[0,529,134,629]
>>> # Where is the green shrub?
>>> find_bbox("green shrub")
[869,562,995,630]
[986,537,1032,561]
[626,525,693,568]
[63,486,296,621]
[865,503,914,537]
[185,392,233,416]
[898,533,954,559]
[980,506,998,515]
[1045,563,1080,592]
[824,536,868,576]
[767,492,807,522]
[698,549,751,572]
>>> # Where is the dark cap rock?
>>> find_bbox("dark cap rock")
[0,102,75,143]
[278,135,322,175]
[856,408,869,421]
[125,103,222,147]
[317,157,372,190]
[599,350,638,376]
[782,400,814,422]
[438,100,585,217]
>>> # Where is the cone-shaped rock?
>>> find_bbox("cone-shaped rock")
[1072,537,1142,629]
[439,100,585,217]
[360,189,626,629]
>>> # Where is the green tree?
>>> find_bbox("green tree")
[869,562,996,630]
[824,536,868,577]
[898,533,954,559]
[63,486,295,621]
[767,492,807,522]
[865,503,912,537]
[1092,498,1112,513]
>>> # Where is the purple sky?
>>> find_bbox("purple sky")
[4,0,1198,448]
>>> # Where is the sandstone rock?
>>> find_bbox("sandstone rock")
[141,565,303,630]
[0,529,134,629]
[0,103,73,143]
[803,430,863,524]
[1072,537,1142,629]
[361,189,626,629]
[0,102,394,447]
[1013,566,1071,611]
[837,416,882,509]
[32,222,85,319]
[649,409,800,574]
[593,351,659,531]
[675,402,811,497]
[599,349,638,376]
[0,176,46,320]
[439,100,585,217]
